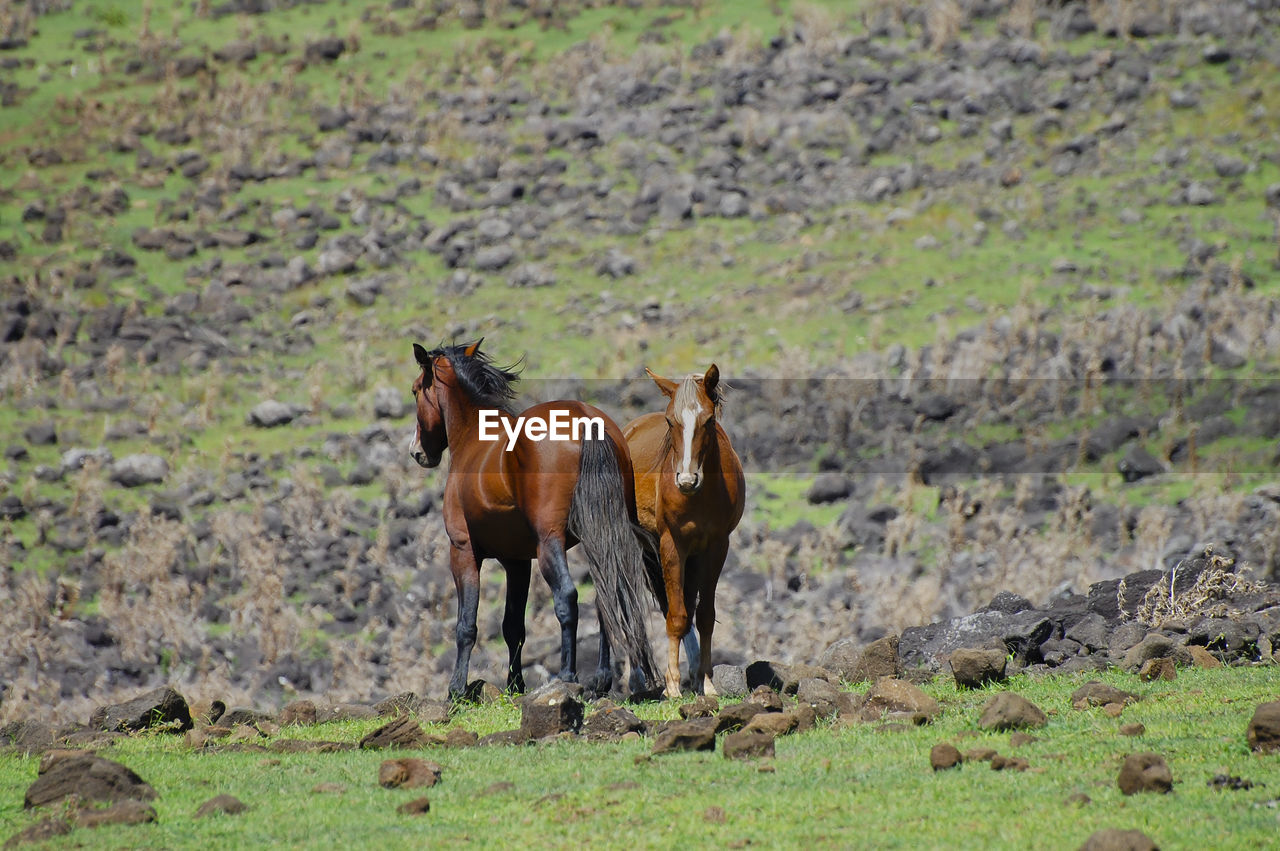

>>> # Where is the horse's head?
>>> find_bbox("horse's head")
[409,339,481,468]
[647,363,721,495]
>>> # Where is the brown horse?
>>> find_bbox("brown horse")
[624,364,745,698]
[409,340,657,700]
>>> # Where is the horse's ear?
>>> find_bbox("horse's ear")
[703,363,720,400]
[645,367,678,398]
[413,343,431,367]
[463,337,484,358]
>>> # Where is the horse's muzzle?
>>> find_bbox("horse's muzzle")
[412,449,441,469]
[676,472,701,494]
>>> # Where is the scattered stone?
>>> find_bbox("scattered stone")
[1009,732,1038,747]
[1208,774,1254,790]
[714,701,765,734]
[949,648,1008,688]
[195,794,248,818]
[74,800,157,829]
[1071,682,1139,709]
[978,693,1047,731]
[583,702,645,740]
[1186,645,1221,669]
[359,716,430,750]
[1139,658,1176,682]
[1065,792,1091,806]
[723,729,775,760]
[742,711,797,737]
[991,754,1030,771]
[1117,752,1173,795]
[860,678,940,723]
[1079,828,1159,851]
[90,686,192,733]
[305,37,345,63]
[930,743,962,771]
[248,400,298,428]
[397,796,431,815]
[378,758,442,789]
[1120,723,1145,737]
[745,685,784,713]
[652,718,717,754]
[679,696,719,720]
[796,678,850,719]
[711,665,747,697]
[964,747,997,764]
[1103,702,1126,719]
[1247,701,1280,753]
[24,753,157,809]
[3,817,72,845]
[520,681,583,739]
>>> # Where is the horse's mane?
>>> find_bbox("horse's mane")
[430,343,522,414]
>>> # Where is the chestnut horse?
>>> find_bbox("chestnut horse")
[409,340,657,700]
[624,365,745,698]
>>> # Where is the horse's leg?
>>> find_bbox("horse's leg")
[499,558,531,695]
[448,544,482,702]
[588,609,614,698]
[680,555,702,693]
[659,531,688,699]
[537,534,579,683]
[694,538,730,698]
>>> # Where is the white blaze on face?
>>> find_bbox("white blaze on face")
[674,375,704,489]
[679,405,697,480]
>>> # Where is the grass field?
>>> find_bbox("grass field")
[3,667,1279,848]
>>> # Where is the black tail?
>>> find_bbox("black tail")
[568,434,658,687]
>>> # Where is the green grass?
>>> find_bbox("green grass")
[2,667,1279,848]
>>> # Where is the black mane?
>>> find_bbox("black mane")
[430,343,522,413]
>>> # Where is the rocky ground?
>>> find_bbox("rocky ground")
[2,0,1280,724]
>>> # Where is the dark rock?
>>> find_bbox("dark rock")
[305,37,345,63]
[652,717,717,754]
[24,752,157,809]
[723,729,775,760]
[949,648,1008,688]
[582,701,645,740]
[378,758,441,789]
[678,696,719,720]
[359,715,430,749]
[977,693,1047,731]
[108,454,168,487]
[711,664,747,697]
[807,473,853,504]
[248,400,298,428]
[90,686,192,732]
[75,799,157,828]
[900,610,1052,671]
[397,796,431,815]
[746,686,783,713]
[213,40,257,63]
[1247,700,1280,753]
[195,794,248,817]
[860,678,940,722]
[851,634,901,682]
[1139,658,1176,681]
[1071,681,1139,708]
[795,678,849,719]
[1117,752,1173,795]
[930,743,962,771]
[1117,446,1163,482]
[519,680,583,739]
[714,701,765,734]
[1079,828,1159,851]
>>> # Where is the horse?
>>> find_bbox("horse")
[624,364,745,698]
[408,339,657,701]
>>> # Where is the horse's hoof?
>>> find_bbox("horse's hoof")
[702,680,719,698]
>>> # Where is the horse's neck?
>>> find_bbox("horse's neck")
[440,391,512,453]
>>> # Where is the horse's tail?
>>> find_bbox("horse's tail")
[568,433,658,687]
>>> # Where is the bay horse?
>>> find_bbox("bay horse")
[409,339,657,701]
[624,364,745,698]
